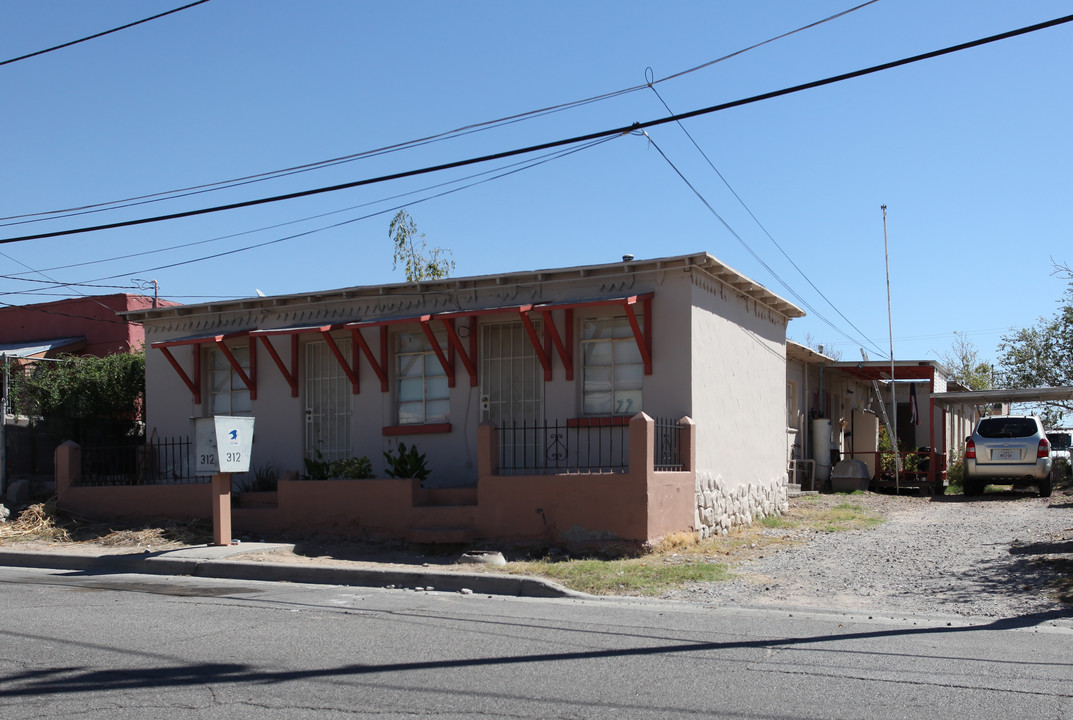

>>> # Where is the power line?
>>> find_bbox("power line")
[0,0,212,68]
[0,136,618,281]
[0,0,879,227]
[4,10,1069,247]
[644,79,885,356]
[640,131,886,358]
[0,136,619,298]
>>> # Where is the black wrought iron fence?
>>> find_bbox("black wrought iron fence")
[496,419,629,474]
[654,416,684,471]
[80,436,203,486]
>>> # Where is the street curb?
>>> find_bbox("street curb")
[0,550,582,599]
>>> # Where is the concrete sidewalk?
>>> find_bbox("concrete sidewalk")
[0,543,580,599]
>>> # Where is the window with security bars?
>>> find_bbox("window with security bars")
[396,331,449,425]
[581,316,643,415]
[206,346,251,416]
[305,339,352,462]
[480,321,543,425]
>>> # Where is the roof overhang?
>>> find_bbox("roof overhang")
[0,336,86,359]
[930,387,1073,408]
[831,361,943,382]
[123,251,805,323]
[786,340,833,364]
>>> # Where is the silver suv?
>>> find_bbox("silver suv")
[964,415,1052,497]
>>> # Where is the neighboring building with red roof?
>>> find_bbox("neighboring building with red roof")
[0,294,179,359]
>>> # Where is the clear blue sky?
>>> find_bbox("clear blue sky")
[3,0,1071,369]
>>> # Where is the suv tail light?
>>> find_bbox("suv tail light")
[965,439,976,459]
[1038,438,1050,458]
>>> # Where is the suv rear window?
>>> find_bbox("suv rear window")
[977,418,1039,439]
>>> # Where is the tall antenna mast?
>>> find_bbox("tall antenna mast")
[882,204,901,489]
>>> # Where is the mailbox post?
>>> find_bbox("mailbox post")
[194,416,255,546]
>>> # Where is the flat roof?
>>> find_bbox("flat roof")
[123,251,805,323]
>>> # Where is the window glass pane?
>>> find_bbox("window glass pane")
[613,338,642,363]
[424,353,444,376]
[584,391,612,415]
[427,375,449,400]
[211,371,230,392]
[398,377,423,402]
[614,363,643,389]
[582,341,613,365]
[426,400,450,423]
[583,365,612,390]
[612,320,636,339]
[398,402,424,425]
[398,354,423,378]
[210,392,229,415]
[613,390,642,415]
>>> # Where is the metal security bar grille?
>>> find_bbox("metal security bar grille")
[81,436,201,486]
[305,339,352,463]
[654,416,684,471]
[496,420,628,475]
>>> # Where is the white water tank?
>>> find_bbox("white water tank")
[812,417,832,481]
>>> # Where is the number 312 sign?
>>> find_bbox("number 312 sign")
[194,416,255,474]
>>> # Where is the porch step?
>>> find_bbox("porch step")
[406,526,476,544]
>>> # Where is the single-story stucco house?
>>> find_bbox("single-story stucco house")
[58,251,806,547]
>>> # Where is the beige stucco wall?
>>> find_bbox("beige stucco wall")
[142,266,704,487]
[688,273,788,489]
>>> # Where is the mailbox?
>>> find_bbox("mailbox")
[194,416,255,474]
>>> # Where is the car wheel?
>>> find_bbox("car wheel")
[1039,475,1052,498]
[963,475,982,496]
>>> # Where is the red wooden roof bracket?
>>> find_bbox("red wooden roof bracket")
[352,325,389,392]
[214,338,257,401]
[440,316,478,387]
[321,330,359,394]
[151,330,250,405]
[622,295,653,375]
[518,307,553,381]
[536,306,574,381]
[418,315,456,388]
[158,345,201,404]
[257,334,299,397]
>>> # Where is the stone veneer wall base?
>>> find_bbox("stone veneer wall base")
[694,472,789,539]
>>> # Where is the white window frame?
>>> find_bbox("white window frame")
[395,330,450,425]
[206,345,251,416]
[580,315,643,416]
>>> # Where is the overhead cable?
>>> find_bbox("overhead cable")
[0,0,212,68]
[1,136,618,298]
[645,77,885,356]
[0,0,879,226]
[640,131,885,357]
[2,10,1070,246]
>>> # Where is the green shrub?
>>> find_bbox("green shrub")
[233,464,279,493]
[383,442,430,482]
[302,450,374,480]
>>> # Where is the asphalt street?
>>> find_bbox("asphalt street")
[1,567,1070,719]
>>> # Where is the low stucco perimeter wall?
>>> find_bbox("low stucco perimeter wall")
[695,472,788,538]
[59,483,214,522]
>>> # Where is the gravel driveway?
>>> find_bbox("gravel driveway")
[664,491,1073,619]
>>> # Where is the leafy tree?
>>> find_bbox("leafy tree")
[388,209,455,282]
[937,332,993,391]
[995,271,1073,424]
[6,351,145,444]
